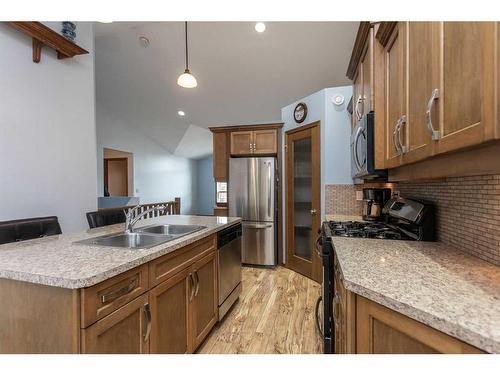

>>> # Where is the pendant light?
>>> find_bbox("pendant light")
[177,21,198,88]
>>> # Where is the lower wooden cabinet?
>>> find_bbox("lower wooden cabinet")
[81,293,150,354]
[356,296,483,354]
[81,237,218,354]
[190,252,218,349]
[149,268,191,354]
[333,253,484,354]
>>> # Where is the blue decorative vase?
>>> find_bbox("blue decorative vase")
[61,21,77,42]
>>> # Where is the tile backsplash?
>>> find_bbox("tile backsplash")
[398,175,500,266]
[325,182,396,216]
[325,176,500,266]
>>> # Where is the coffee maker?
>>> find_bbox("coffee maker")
[362,188,392,221]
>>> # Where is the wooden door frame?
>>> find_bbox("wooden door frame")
[284,121,321,282]
[104,157,129,196]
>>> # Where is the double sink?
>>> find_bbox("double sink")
[76,224,207,249]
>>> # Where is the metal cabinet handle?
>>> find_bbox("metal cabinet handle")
[189,273,195,302]
[354,95,364,121]
[393,117,402,154]
[101,277,138,304]
[310,209,317,215]
[397,115,407,154]
[194,271,200,297]
[426,88,440,140]
[143,303,152,342]
[314,296,323,336]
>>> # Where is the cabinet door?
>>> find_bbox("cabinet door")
[230,131,253,155]
[352,66,363,128]
[356,296,483,354]
[81,294,150,354]
[253,129,277,155]
[149,268,190,354]
[213,132,228,180]
[384,22,407,168]
[404,22,440,164]
[361,28,373,117]
[436,22,496,154]
[190,252,217,350]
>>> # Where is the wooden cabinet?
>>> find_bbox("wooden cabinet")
[213,132,229,180]
[230,129,278,156]
[356,296,483,354]
[333,249,484,354]
[230,130,254,155]
[81,294,150,354]
[383,22,407,168]
[404,22,440,164]
[437,22,497,154]
[361,28,373,118]
[375,21,498,172]
[80,235,218,354]
[149,268,190,354]
[190,252,218,349]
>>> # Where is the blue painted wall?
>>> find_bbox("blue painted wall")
[195,156,215,215]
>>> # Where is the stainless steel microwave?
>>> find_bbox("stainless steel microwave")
[351,111,387,179]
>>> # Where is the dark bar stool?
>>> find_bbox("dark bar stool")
[0,216,62,245]
[86,208,126,229]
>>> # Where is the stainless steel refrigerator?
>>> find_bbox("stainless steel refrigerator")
[229,157,277,266]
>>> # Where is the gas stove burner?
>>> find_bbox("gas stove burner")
[327,220,412,241]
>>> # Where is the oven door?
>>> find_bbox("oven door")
[351,119,368,178]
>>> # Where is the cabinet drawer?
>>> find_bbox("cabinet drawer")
[81,264,149,328]
[149,235,216,288]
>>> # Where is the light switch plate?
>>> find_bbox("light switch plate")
[356,190,363,201]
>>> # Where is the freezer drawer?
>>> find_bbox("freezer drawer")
[241,221,276,266]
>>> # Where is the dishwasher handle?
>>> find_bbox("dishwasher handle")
[217,223,242,248]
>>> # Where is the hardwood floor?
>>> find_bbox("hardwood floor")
[198,266,322,354]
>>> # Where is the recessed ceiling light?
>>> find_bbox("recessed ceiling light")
[255,22,266,33]
[178,110,185,117]
[98,21,113,24]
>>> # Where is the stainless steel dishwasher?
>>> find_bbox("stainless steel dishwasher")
[217,223,242,321]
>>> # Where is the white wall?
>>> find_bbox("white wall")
[96,105,197,214]
[0,22,97,233]
[281,86,352,259]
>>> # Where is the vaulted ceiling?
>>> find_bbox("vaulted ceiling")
[95,22,358,158]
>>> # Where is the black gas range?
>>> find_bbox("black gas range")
[316,197,435,354]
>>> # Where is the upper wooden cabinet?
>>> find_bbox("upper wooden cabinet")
[347,22,373,128]
[230,129,278,156]
[374,21,499,170]
[212,132,229,180]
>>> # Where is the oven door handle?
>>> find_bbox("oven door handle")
[315,296,324,337]
[315,236,323,257]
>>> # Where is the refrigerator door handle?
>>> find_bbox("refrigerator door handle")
[243,223,273,229]
[267,162,272,218]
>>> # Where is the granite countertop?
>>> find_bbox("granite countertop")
[0,215,241,289]
[332,237,500,353]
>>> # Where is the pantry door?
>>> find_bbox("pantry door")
[285,122,321,282]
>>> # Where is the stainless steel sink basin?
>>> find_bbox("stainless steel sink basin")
[136,224,206,236]
[75,232,175,249]
[75,224,207,249]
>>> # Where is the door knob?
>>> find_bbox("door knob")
[310,209,317,215]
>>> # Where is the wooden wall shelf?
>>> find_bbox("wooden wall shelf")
[7,22,89,63]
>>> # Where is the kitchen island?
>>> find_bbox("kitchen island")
[0,215,241,354]
[331,236,500,354]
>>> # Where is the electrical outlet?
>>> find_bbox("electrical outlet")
[356,190,363,201]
